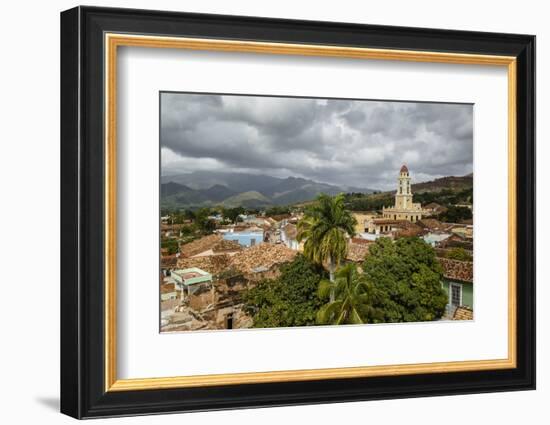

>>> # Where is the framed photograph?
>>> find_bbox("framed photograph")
[60,6,535,419]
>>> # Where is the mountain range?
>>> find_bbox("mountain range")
[160,171,375,209]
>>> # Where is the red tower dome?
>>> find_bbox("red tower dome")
[400,164,409,173]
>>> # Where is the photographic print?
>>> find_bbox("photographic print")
[159,92,474,333]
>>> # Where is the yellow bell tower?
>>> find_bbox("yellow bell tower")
[395,164,412,209]
[381,164,424,223]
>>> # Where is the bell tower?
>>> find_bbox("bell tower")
[395,164,412,209]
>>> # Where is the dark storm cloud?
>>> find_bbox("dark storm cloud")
[161,93,473,190]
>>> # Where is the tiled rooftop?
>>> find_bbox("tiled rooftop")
[424,202,441,209]
[346,242,370,263]
[418,218,446,231]
[161,254,178,268]
[438,258,473,283]
[393,221,424,237]
[350,237,371,245]
[453,306,474,320]
[372,219,399,225]
[212,238,242,253]
[229,243,297,274]
[160,283,176,294]
[283,223,298,240]
[180,234,223,258]
[177,254,232,275]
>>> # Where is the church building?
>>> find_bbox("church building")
[382,165,424,223]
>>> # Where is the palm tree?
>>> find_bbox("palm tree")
[297,193,357,302]
[316,264,370,325]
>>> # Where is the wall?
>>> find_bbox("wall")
[442,280,474,309]
[223,231,264,247]
[0,1,546,425]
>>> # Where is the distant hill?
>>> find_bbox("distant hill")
[201,184,237,202]
[160,171,375,209]
[160,181,191,197]
[160,182,208,206]
[222,191,272,208]
[161,171,282,193]
[411,174,473,193]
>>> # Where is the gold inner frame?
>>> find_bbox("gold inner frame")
[104,33,517,392]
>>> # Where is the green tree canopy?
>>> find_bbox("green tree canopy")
[446,247,473,262]
[362,237,448,323]
[265,205,291,216]
[242,255,327,328]
[195,208,216,234]
[440,205,473,223]
[222,207,245,223]
[161,238,179,255]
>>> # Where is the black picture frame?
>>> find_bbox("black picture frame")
[61,5,536,419]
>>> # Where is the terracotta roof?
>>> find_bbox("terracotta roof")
[161,254,178,268]
[400,164,409,173]
[283,223,298,239]
[438,258,473,282]
[177,254,232,275]
[448,233,467,241]
[229,243,297,274]
[418,218,445,231]
[212,239,242,253]
[350,237,371,245]
[372,219,399,225]
[346,242,370,262]
[160,283,176,294]
[424,202,441,209]
[393,220,420,229]
[453,306,473,320]
[180,234,222,258]
[393,221,424,237]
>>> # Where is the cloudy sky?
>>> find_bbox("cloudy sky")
[160,92,473,190]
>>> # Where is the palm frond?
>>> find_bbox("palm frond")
[297,193,356,270]
[316,301,343,324]
[349,307,364,324]
[317,279,335,299]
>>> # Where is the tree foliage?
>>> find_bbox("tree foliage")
[439,205,473,223]
[413,187,473,206]
[445,247,473,262]
[265,205,291,216]
[161,238,179,255]
[361,237,448,323]
[316,264,380,325]
[195,208,216,234]
[242,255,327,328]
[222,207,245,223]
[343,193,394,211]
